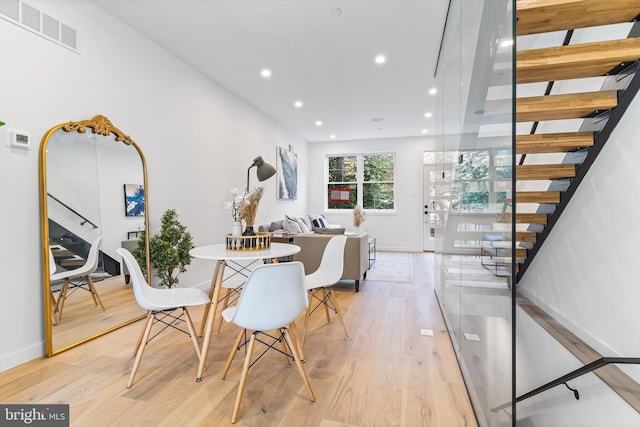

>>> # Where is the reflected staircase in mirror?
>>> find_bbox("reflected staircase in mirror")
[491,0,640,281]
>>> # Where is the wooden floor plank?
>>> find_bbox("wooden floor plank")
[0,253,477,427]
[516,0,640,36]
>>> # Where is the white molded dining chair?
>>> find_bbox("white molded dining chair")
[220,262,315,424]
[302,235,349,345]
[51,236,104,322]
[117,248,210,388]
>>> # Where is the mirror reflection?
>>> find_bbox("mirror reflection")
[40,115,148,356]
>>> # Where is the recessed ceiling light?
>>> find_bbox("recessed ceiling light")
[330,134,336,139]
[424,112,432,118]
[331,7,342,16]
[315,120,323,126]
[294,100,303,108]
[422,129,429,133]
[428,87,437,95]
[371,117,384,122]
[260,68,272,79]
[374,54,386,65]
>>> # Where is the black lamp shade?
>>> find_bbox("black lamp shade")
[246,156,276,192]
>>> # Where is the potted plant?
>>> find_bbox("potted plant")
[132,209,193,288]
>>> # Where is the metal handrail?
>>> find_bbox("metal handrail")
[47,192,99,229]
[493,357,640,412]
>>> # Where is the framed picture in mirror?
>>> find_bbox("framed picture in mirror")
[124,184,145,217]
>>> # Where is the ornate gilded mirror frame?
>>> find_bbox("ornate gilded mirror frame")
[39,115,150,356]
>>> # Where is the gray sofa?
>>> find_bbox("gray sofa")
[258,221,368,292]
[292,232,369,292]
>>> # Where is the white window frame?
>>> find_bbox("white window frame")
[325,152,396,213]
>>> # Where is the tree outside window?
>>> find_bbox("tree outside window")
[327,154,395,211]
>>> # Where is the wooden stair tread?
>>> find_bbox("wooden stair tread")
[516,132,594,154]
[516,0,640,36]
[517,38,640,84]
[517,292,640,413]
[516,231,537,243]
[516,213,548,224]
[516,191,561,203]
[517,163,576,180]
[486,242,528,257]
[517,90,618,122]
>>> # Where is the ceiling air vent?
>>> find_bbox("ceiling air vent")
[0,0,79,53]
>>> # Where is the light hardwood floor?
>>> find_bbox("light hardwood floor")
[0,252,477,426]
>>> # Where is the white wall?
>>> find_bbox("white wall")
[516,78,640,423]
[307,136,433,252]
[0,0,307,371]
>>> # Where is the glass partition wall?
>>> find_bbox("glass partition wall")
[431,1,515,426]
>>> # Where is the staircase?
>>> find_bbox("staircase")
[500,0,640,280]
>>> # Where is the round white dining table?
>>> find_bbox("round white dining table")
[189,242,301,381]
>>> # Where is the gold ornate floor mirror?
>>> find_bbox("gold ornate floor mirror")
[39,115,150,356]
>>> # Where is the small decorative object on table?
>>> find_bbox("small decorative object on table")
[225,188,244,236]
[225,231,271,251]
[240,187,263,246]
[353,205,367,233]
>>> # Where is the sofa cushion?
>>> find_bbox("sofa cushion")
[312,226,345,234]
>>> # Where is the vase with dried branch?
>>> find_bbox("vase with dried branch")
[240,187,264,237]
[353,205,366,233]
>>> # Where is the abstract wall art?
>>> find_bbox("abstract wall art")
[276,146,297,200]
[124,184,145,217]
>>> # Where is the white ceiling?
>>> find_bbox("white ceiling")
[90,0,449,142]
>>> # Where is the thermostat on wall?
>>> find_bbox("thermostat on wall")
[6,129,31,150]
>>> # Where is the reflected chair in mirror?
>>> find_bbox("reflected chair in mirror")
[220,262,315,424]
[48,248,59,325]
[118,248,210,388]
[51,235,105,323]
[302,235,349,345]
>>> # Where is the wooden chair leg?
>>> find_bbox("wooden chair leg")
[127,312,155,388]
[328,289,348,339]
[87,276,105,311]
[200,260,224,336]
[134,312,152,356]
[183,308,202,360]
[320,289,331,322]
[288,320,305,361]
[302,292,313,346]
[231,333,256,424]
[56,279,69,322]
[283,328,315,402]
[222,329,245,380]
[280,332,291,366]
[216,288,232,334]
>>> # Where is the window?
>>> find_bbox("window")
[424,148,511,211]
[327,153,395,210]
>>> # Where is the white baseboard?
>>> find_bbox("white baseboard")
[0,342,45,373]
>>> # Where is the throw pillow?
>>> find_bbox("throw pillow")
[283,217,302,234]
[295,217,310,233]
[300,216,313,231]
[308,213,327,228]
